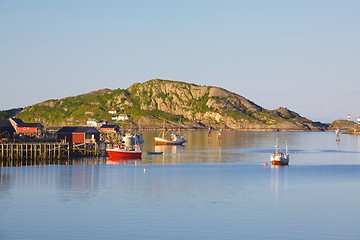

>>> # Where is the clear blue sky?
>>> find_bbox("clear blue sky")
[1,0,359,123]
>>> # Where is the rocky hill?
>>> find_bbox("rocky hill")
[14,79,328,131]
[330,120,359,134]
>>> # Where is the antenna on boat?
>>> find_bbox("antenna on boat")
[178,118,182,134]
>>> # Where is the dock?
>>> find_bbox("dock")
[0,142,70,161]
[0,141,108,166]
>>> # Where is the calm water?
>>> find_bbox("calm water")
[1,131,360,240]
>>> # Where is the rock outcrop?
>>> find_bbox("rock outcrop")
[125,79,326,131]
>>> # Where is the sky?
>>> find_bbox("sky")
[0,0,359,123]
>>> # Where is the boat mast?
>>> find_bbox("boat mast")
[160,120,165,138]
[177,118,181,134]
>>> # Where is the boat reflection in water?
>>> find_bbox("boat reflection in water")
[106,156,142,165]
[141,145,186,165]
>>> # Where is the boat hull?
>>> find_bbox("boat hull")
[107,158,140,164]
[271,152,289,166]
[271,160,289,166]
[106,149,142,159]
[147,151,163,155]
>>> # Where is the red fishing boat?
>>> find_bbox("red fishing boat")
[106,144,142,159]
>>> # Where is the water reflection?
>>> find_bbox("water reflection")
[0,168,11,198]
[1,131,360,167]
[0,164,103,202]
[270,166,289,202]
[143,145,185,164]
[57,165,101,202]
[0,158,69,167]
[154,145,184,155]
[1,132,360,240]
[106,159,140,165]
[72,157,106,165]
[358,135,360,163]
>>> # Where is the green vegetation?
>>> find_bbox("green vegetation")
[193,95,209,113]
[0,108,23,119]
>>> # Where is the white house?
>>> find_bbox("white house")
[111,114,129,121]
[108,109,117,115]
[87,119,107,127]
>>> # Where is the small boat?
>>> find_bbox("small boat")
[335,129,340,142]
[335,129,340,135]
[147,151,163,155]
[270,139,289,166]
[106,144,142,159]
[154,123,187,145]
[155,133,187,145]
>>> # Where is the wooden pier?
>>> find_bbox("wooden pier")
[0,141,108,167]
[71,142,107,157]
[0,142,70,161]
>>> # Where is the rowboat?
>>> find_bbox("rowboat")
[146,151,163,155]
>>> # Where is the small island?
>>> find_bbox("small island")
[1,79,332,131]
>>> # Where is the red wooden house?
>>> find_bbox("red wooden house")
[56,127,100,145]
[99,124,120,134]
[9,118,43,136]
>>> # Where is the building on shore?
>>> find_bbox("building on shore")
[56,127,100,145]
[86,119,107,128]
[111,114,129,121]
[0,119,16,141]
[99,124,120,134]
[9,118,43,136]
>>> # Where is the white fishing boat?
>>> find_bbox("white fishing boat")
[154,123,186,145]
[270,139,289,166]
[155,133,187,145]
[335,129,341,142]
